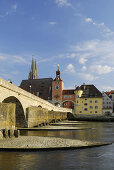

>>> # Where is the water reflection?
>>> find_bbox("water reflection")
[0,121,114,170]
[20,121,114,143]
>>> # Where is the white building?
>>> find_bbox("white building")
[102,92,113,116]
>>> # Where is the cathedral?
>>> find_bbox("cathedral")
[20,56,75,109]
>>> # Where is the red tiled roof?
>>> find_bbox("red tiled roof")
[105,90,114,95]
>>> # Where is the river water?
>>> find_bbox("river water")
[0,121,114,170]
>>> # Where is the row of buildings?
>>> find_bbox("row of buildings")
[20,56,114,116]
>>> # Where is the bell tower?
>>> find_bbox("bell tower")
[52,65,64,106]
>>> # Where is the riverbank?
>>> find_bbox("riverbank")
[0,136,111,151]
[68,113,114,122]
[18,125,91,131]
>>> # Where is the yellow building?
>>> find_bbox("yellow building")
[74,85,102,115]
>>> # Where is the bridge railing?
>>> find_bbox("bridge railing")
[0,78,72,113]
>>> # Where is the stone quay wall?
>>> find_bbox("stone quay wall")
[0,103,20,139]
[26,107,68,128]
[0,103,15,129]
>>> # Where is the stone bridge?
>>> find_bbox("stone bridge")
[0,78,72,127]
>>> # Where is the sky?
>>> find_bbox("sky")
[0,0,114,91]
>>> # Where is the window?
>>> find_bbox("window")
[76,95,79,98]
[95,100,98,103]
[90,111,92,113]
[95,111,98,113]
[80,111,82,113]
[95,106,98,109]
[84,108,87,111]
[77,100,79,103]
[84,103,87,105]
[90,100,92,103]
[64,96,67,98]
[69,96,72,98]
[85,99,87,100]
[90,106,93,109]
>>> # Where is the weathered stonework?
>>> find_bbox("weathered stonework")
[0,103,15,129]
[0,78,72,127]
[26,107,68,128]
[0,78,72,112]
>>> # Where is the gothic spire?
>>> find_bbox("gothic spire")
[35,59,38,79]
[28,56,38,79]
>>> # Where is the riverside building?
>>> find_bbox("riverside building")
[20,56,75,109]
[20,56,104,114]
[102,92,113,116]
[74,84,102,115]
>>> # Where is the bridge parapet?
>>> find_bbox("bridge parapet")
[0,78,72,113]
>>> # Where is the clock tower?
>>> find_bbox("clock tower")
[52,65,64,106]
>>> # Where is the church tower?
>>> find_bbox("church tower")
[52,65,64,106]
[28,56,38,79]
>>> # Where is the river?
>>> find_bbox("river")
[0,121,114,170]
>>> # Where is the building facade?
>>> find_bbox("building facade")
[62,90,75,109]
[20,57,75,109]
[20,56,104,114]
[20,56,53,100]
[74,85,102,115]
[52,65,64,106]
[102,92,113,116]
[105,91,114,113]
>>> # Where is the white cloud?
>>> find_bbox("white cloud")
[79,57,87,64]
[66,64,75,73]
[82,66,87,71]
[0,12,9,18]
[72,39,114,66]
[0,4,18,19]
[80,73,97,81]
[85,18,93,23]
[101,86,114,91]
[0,53,29,65]
[12,4,18,12]
[66,53,77,58]
[12,55,28,64]
[49,22,57,25]
[85,17,114,37]
[0,55,7,60]
[56,0,72,7]
[90,65,113,75]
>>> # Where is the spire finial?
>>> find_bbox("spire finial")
[57,64,59,70]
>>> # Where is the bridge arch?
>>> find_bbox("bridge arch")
[2,96,26,127]
[62,100,74,109]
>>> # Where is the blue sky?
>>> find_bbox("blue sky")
[0,0,114,91]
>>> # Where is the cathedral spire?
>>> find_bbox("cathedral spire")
[35,59,38,79]
[28,56,38,79]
